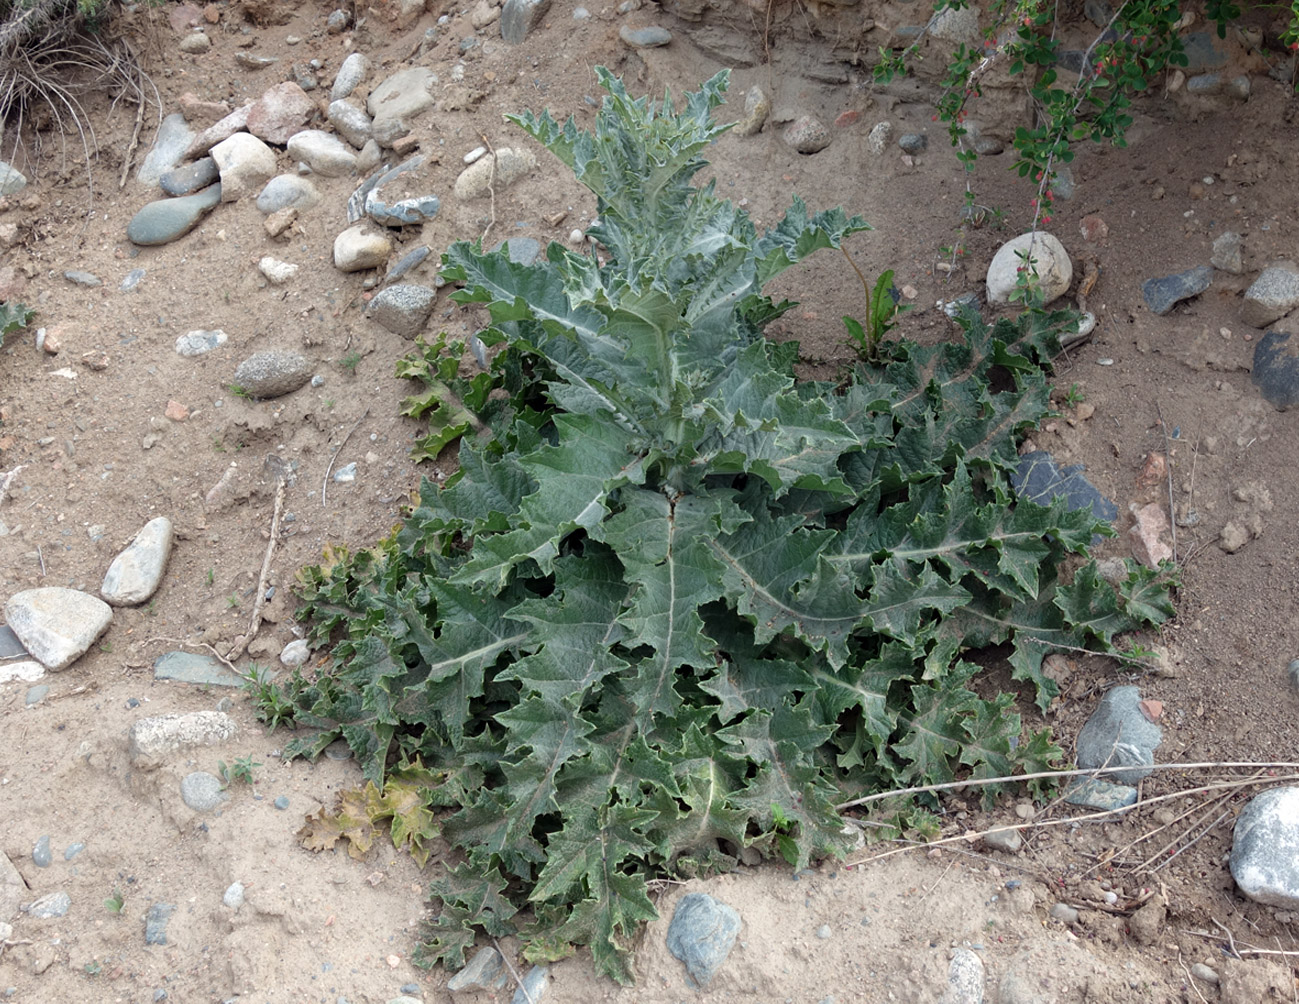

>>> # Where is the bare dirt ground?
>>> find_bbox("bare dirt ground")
[2,0,1299,1001]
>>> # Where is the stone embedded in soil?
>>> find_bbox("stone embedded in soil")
[1211,231,1244,274]
[620,23,672,47]
[984,827,1023,854]
[63,269,102,287]
[367,66,436,132]
[1242,265,1299,328]
[328,99,373,149]
[1128,501,1173,567]
[25,684,49,705]
[223,882,245,909]
[280,639,311,667]
[233,349,312,398]
[32,835,52,868]
[500,0,552,44]
[0,160,28,195]
[1250,331,1299,410]
[1048,902,1079,924]
[121,268,146,292]
[453,148,537,200]
[332,51,371,100]
[175,329,228,356]
[26,891,71,919]
[1127,898,1165,945]
[129,710,238,762]
[986,232,1073,306]
[159,156,219,197]
[1141,264,1212,315]
[939,947,985,1004]
[247,81,315,145]
[101,516,174,606]
[180,772,229,812]
[125,183,222,246]
[1063,777,1138,810]
[1230,786,1299,908]
[898,133,928,154]
[733,85,770,137]
[0,624,27,658]
[0,660,43,684]
[1075,685,1161,784]
[334,225,393,271]
[145,902,176,944]
[367,284,437,337]
[153,649,241,688]
[2,850,24,919]
[4,587,112,671]
[666,892,741,989]
[211,133,277,202]
[256,174,322,213]
[447,946,506,992]
[179,31,210,53]
[783,115,831,154]
[286,130,358,177]
[137,113,195,187]
[179,91,230,125]
[1012,451,1117,533]
[259,256,300,285]
[509,965,549,1004]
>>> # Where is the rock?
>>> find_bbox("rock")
[666,892,741,989]
[898,133,928,154]
[234,350,312,398]
[500,0,551,43]
[153,650,244,687]
[327,99,373,149]
[1141,264,1213,315]
[1190,963,1219,984]
[866,121,892,155]
[1242,265,1299,328]
[180,772,228,812]
[179,31,211,53]
[274,795,290,810]
[453,147,537,200]
[63,269,102,287]
[1211,231,1244,274]
[1064,776,1138,810]
[159,156,219,196]
[4,587,112,670]
[121,268,146,292]
[145,902,176,944]
[367,67,436,134]
[1,851,25,919]
[0,625,27,658]
[509,965,549,1004]
[223,882,245,909]
[1075,685,1161,784]
[930,3,979,42]
[264,206,299,237]
[138,113,195,186]
[367,284,437,337]
[175,329,227,356]
[356,139,382,173]
[495,236,541,265]
[256,174,322,213]
[939,948,984,1004]
[364,158,440,227]
[1252,331,1299,410]
[984,827,1023,853]
[733,85,769,136]
[1127,898,1164,945]
[129,710,238,762]
[327,8,350,31]
[1230,787,1299,908]
[332,462,357,483]
[178,92,231,124]
[211,133,276,202]
[1048,902,1079,924]
[1181,32,1230,71]
[247,81,315,145]
[286,129,357,177]
[332,52,371,101]
[1052,165,1076,201]
[783,115,831,154]
[235,52,278,71]
[1012,450,1117,529]
[101,516,173,606]
[334,225,392,271]
[1079,214,1108,242]
[258,256,299,285]
[32,835,52,868]
[26,891,71,919]
[0,660,44,684]
[470,0,500,27]
[0,160,27,195]
[1128,501,1172,567]
[385,245,432,284]
[26,684,49,705]
[186,103,252,158]
[126,183,222,246]
[986,233,1073,306]
[280,638,310,667]
[620,23,671,47]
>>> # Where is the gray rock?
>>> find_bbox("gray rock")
[1083,0,1112,26]
[1012,450,1118,532]
[0,160,28,195]
[1211,231,1244,274]
[4,587,113,671]
[223,882,245,909]
[101,516,173,606]
[986,233,1072,306]
[1051,165,1076,201]
[145,902,176,944]
[327,99,373,149]
[63,269,103,287]
[64,843,84,861]
[1075,685,1161,783]
[234,52,278,71]
[1180,32,1230,72]
[179,31,211,53]
[286,130,357,178]
[733,85,770,137]
[447,947,506,991]
[367,67,436,133]
[121,268,146,292]
[234,350,312,398]
[783,115,831,154]
[332,52,371,101]
[129,710,238,761]
[274,795,290,810]
[138,113,195,186]
[153,646,245,689]
[332,462,357,483]
[159,156,219,197]
[176,329,228,356]
[1187,73,1223,95]
[1224,75,1251,100]
[334,225,393,272]
[280,639,311,667]
[327,7,350,31]
[1190,963,1219,984]
[32,835,52,868]
[1242,265,1299,328]
[367,284,437,337]
[510,965,548,1004]
[500,0,551,43]
[939,947,984,1004]
[211,132,276,202]
[619,24,671,47]
[368,193,439,227]
[1048,902,1079,924]
[185,103,252,159]
[180,772,228,812]
[666,892,741,988]
[930,3,979,42]
[384,245,432,285]
[898,132,928,154]
[983,827,1023,853]
[126,183,222,246]
[1141,264,1212,315]
[25,684,49,705]
[866,121,892,155]
[1231,786,1299,908]
[356,139,382,173]
[495,237,541,265]
[256,174,322,213]
[1252,331,1299,410]
[453,148,537,200]
[0,660,44,684]
[26,891,71,919]
[0,624,27,658]
[1063,777,1138,810]
[372,115,412,149]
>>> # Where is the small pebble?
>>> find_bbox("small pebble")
[333,462,357,483]
[223,882,245,909]
[1190,963,1219,984]
[400,985,420,995]
[64,842,85,861]
[32,835,52,867]
[274,795,290,810]
[1049,902,1079,924]
[815,924,832,939]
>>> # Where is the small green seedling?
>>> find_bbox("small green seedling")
[229,384,251,399]
[227,593,240,609]
[1062,383,1086,407]
[206,567,215,586]
[218,755,263,794]
[241,665,296,730]
[103,889,125,914]
[339,351,363,375]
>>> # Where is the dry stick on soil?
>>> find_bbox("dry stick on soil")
[1125,781,1249,873]
[478,131,498,247]
[142,637,240,673]
[1086,782,1240,876]
[1154,401,1179,561]
[1178,952,1212,1004]
[322,408,369,507]
[226,469,287,661]
[1212,916,1242,958]
[1146,808,1232,873]
[490,936,536,1004]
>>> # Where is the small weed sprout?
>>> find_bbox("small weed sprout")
[339,351,363,375]
[218,755,263,794]
[103,888,125,914]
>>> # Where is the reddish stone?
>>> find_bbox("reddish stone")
[178,91,232,125]
[165,400,189,422]
[834,110,860,128]
[246,82,316,146]
[1079,214,1109,242]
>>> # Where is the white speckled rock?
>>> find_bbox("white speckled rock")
[366,284,437,337]
[286,129,358,178]
[101,516,174,606]
[986,232,1073,306]
[258,256,300,285]
[331,52,371,101]
[334,225,392,272]
[327,100,373,150]
[4,587,112,670]
[1231,786,1299,908]
[453,148,537,200]
[211,132,277,202]
[129,711,237,764]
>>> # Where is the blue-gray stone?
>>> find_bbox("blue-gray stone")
[1012,451,1117,532]
[897,133,927,154]
[274,796,290,810]
[256,174,322,213]
[64,842,85,860]
[666,893,741,988]
[366,284,437,338]
[399,985,419,995]
[1055,50,1093,75]
[1186,73,1222,95]
[1075,685,1161,784]
[154,650,243,687]
[1064,777,1138,811]
[26,891,71,918]
[1251,331,1299,411]
[1083,0,1113,26]
[160,157,219,196]
[1180,32,1230,72]
[0,160,28,195]
[181,771,228,812]
[447,947,506,991]
[234,350,312,398]
[121,268,146,292]
[137,113,194,186]
[509,965,548,1004]
[63,270,102,287]
[1052,165,1076,201]
[493,237,541,266]
[1230,786,1299,908]
[620,24,672,47]
[1141,264,1212,315]
[500,0,551,44]
[145,902,176,945]
[367,193,439,227]
[26,684,49,705]
[384,245,432,285]
[1225,75,1250,100]
[126,183,222,246]
[223,882,245,909]
[175,329,228,357]
[32,835,52,868]
[0,624,26,658]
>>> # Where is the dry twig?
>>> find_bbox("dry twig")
[491,937,537,1004]
[227,461,288,661]
[322,408,369,507]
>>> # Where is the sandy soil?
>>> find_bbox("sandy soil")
[2,0,1299,1001]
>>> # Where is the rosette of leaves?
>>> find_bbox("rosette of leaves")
[282,68,1172,983]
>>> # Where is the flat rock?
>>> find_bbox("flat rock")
[159,156,219,196]
[327,99,373,149]
[259,256,299,284]
[494,236,541,265]
[509,965,549,1004]
[175,329,228,356]
[126,183,222,246]
[137,113,195,186]
[130,710,238,762]
[930,3,979,42]
[286,129,357,177]
[1,851,25,920]
[986,232,1072,306]
[939,947,985,1004]
[101,516,173,606]
[0,660,44,684]
[453,147,537,200]
[1012,450,1117,530]
[3,587,112,670]
[619,24,671,47]
[153,649,244,687]
[1242,264,1299,328]
[666,892,741,989]
[0,624,27,658]
[63,269,102,287]
[1251,330,1299,410]
[367,67,436,132]
[984,827,1023,853]
[178,91,231,125]
[332,51,371,101]
[447,946,506,991]
[366,283,437,337]
[1075,685,1161,784]
[1063,777,1138,810]
[334,225,392,271]
[247,81,315,145]
[0,160,28,195]
[256,174,321,213]
[146,902,176,944]
[26,891,70,919]
[500,0,552,43]
[1141,264,1212,315]
[211,132,277,202]
[783,114,831,154]
[234,350,312,398]
[1230,787,1299,908]
[185,103,252,158]
[1211,231,1244,274]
